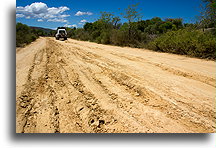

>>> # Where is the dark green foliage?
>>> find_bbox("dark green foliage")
[65,27,77,39]
[148,29,216,59]
[16,23,54,47]
[69,11,215,59]
[165,18,183,29]
[98,31,111,44]
[64,3,216,60]
[31,29,46,36]
[73,28,91,41]
[110,29,127,46]
[16,23,38,47]
[84,22,93,31]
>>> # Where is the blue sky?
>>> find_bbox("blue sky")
[16,0,203,29]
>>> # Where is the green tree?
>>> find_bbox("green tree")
[16,23,37,47]
[84,22,93,31]
[121,3,142,40]
[199,0,216,28]
[100,12,113,23]
[151,17,163,24]
[112,16,121,29]
[137,20,147,32]
[165,18,183,29]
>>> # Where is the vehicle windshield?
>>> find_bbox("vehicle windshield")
[59,30,66,34]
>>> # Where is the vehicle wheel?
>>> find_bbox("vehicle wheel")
[64,37,67,40]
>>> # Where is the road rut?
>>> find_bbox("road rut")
[16,37,216,133]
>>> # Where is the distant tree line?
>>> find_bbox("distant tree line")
[68,15,185,47]
[16,0,215,59]
[66,1,215,59]
[16,23,55,47]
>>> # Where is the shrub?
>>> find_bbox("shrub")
[148,29,216,59]
[16,23,39,47]
[100,31,111,44]
[110,29,128,46]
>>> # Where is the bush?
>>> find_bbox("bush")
[100,31,111,44]
[16,23,39,47]
[148,29,216,59]
[110,29,128,46]
[72,28,91,41]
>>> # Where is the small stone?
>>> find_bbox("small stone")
[99,120,105,125]
[91,119,94,124]
[79,107,84,111]
[97,120,105,128]
[144,99,149,102]
[135,92,140,96]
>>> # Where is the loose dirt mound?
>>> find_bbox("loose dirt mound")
[16,37,216,133]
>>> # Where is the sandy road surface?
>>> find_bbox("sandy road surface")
[16,37,216,133]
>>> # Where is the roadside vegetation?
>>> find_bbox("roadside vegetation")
[16,0,215,59]
[16,23,38,47]
[149,28,216,59]
[66,0,215,59]
[16,23,54,47]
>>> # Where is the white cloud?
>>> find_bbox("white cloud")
[80,19,87,23]
[16,2,70,23]
[37,19,44,22]
[47,6,69,15]
[48,18,68,23]
[64,24,77,28]
[75,11,93,16]
[16,14,24,18]
[59,14,70,18]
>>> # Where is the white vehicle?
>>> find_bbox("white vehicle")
[55,27,67,40]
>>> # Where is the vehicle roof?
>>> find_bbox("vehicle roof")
[57,27,66,29]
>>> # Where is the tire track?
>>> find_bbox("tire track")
[61,39,215,132]
[67,40,215,88]
[16,49,46,133]
[16,38,216,133]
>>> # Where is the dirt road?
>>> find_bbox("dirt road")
[16,37,216,133]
